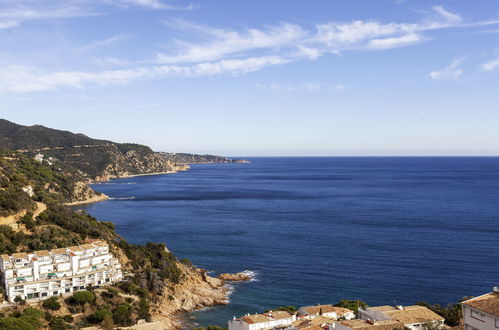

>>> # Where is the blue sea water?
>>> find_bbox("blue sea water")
[80,157,499,328]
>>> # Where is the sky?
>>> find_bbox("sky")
[0,0,498,156]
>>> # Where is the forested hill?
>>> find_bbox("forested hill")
[0,119,183,180]
[160,152,249,164]
[0,119,247,180]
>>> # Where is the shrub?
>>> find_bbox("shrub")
[87,309,112,324]
[42,297,61,311]
[112,304,131,326]
[63,315,73,323]
[0,317,36,330]
[49,317,67,330]
[44,311,53,321]
[72,290,95,304]
[335,299,368,315]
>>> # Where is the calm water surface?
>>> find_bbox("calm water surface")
[80,157,499,327]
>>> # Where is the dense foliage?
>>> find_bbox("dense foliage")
[416,298,471,326]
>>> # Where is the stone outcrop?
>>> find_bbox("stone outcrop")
[151,264,230,329]
[218,272,252,282]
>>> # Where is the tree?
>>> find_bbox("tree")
[102,314,114,330]
[72,290,95,305]
[42,297,61,311]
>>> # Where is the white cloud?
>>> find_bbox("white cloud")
[0,20,19,29]
[367,33,425,50]
[117,0,196,10]
[0,4,99,29]
[255,82,344,92]
[0,56,288,93]
[429,59,463,80]
[157,22,307,63]
[72,34,131,52]
[431,6,462,24]
[481,57,499,72]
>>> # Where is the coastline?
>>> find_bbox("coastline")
[78,166,240,329]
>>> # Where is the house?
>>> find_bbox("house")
[299,305,355,320]
[358,305,444,330]
[461,288,499,330]
[228,310,297,330]
[333,319,404,330]
[0,240,123,302]
[291,315,337,329]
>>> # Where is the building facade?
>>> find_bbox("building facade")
[462,289,499,330]
[0,240,123,302]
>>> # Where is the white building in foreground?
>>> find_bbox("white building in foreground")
[299,304,355,320]
[0,240,122,302]
[461,288,499,330]
[228,310,297,330]
[358,305,444,330]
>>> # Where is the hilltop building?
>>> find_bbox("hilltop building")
[299,305,355,320]
[228,310,296,330]
[461,288,499,330]
[358,305,444,330]
[0,240,122,302]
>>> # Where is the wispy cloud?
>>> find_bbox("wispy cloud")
[481,57,499,72]
[0,56,288,93]
[0,20,19,29]
[157,21,307,63]
[255,82,344,92]
[72,34,131,52]
[0,4,99,29]
[116,0,196,10]
[429,59,463,80]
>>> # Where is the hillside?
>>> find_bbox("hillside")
[160,152,249,164]
[0,119,185,180]
[0,149,230,329]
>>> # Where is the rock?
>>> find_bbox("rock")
[218,272,252,282]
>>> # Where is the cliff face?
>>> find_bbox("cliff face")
[151,263,230,329]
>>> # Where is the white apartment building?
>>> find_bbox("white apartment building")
[0,240,123,302]
[358,305,444,330]
[228,310,297,330]
[462,288,499,330]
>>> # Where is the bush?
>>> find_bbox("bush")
[42,297,61,311]
[44,311,53,321]
[63,315,73,323]
[0,317,36,330]
[112,304,131,326]
[49,317,67,330]
[72,290,95,304]
[88,309,112,324]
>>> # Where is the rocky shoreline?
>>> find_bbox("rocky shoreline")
[151,265,251,329]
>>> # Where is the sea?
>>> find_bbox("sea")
[78,157,499,328]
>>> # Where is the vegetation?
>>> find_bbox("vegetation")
[42,297,61,311]
[71,290,95,305]
[335,299,369,314]
[415,298,472,327]
[265,305,298,314]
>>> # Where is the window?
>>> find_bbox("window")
[470,310,485,322]
[495,319,499,328]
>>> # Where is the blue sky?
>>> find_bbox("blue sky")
[0,0,498,156]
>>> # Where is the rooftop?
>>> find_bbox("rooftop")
[241,314,272,324]
[382,306,444,324]
[34,250,50,257]
[12,253,28,259]
[339,319,403,330]
[462,292,499,318]
[265,310,293,320]
[301,304,352,315]
[51,248,68,255]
